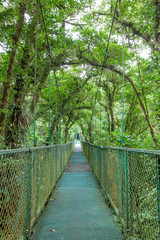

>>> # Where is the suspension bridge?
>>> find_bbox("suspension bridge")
[1,140,160,239]
[1,0,160,239]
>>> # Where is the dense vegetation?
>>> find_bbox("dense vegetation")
[0,0,159,149]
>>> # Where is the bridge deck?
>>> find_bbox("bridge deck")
[32,143,124,240]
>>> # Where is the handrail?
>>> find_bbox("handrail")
[81,141,160,239]
[0,142,74,155]
[82,141,160,155]
[1,141,74,239]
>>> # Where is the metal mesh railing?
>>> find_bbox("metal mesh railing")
[82,141,160,240]
[0,142,74,240]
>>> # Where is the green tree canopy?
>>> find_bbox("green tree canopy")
[0,0,159,149]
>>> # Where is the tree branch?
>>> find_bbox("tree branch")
[117,19,160,52]
[65,20,86,28]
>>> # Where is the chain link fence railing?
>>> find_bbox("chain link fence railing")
[0,142,74,240]
[82,141,160,240]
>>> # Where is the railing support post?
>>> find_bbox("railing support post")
[124,148,130,233]
[26,148,31,239]
[156,155,160,239]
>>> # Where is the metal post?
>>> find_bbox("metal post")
[48,73,51,145]
[100,104,102,145]
[98,146,102,184]
[124,148,130,232]
[94,115,96,144]
[106,70,109,146]
[156,155,160,239]
[26,149,31,239]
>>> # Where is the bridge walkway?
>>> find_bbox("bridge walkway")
[31,143,124,240]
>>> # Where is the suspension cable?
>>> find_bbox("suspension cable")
[92,0,119,144]
[105,0,119,54]
[56,75,58,144]
[38,0,52,145]
[119,0,125,147]
[106,68,110,146]
[48,70,51,144]
[33,0,39,147]
[38,0,51,56]
[98,0,119,86]
[100,103,102,145]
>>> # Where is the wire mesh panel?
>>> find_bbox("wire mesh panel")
[128,150,159,239]
[0,149,30,240]
[0,142,74,240]
[82,141,160,240]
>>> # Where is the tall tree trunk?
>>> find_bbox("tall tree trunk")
[0,3,26,142]
[109,65,158,144]
[65,127,68,143]
[128,77,157,144]
[30,61,50,113]
[134,42,149,115]
[88,123,93,143]
[102,80,116,133]
[80,124,88,142]
[5,28,35,148]
[89,110,94,143]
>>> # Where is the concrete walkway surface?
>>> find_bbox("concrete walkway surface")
[31,143,124,240]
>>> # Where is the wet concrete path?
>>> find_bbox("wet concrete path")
[32,143,124,240]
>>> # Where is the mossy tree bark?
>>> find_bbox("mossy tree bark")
[0,3,26,143]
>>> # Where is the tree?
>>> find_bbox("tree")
[0,0,159,149]
[0,2,27,142]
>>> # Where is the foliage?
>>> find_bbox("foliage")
[0,0,159,149]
